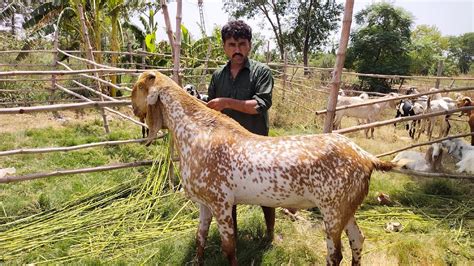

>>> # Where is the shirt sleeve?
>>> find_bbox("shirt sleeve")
[207,72,217,101]
[252,66,273,113]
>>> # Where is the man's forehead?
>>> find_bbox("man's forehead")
[225,37,250,44]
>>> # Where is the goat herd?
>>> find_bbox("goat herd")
[334,87,474,174]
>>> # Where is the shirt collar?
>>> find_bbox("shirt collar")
[225,58,251,71]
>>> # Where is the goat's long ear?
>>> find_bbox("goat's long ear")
[145,90,163,146]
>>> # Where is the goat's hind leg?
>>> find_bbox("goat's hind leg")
[321,208,344,265]
[345,216,364,266]
[196,204,213,265]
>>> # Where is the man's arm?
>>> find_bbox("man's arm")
[207,98,259,114]
[207,66,273,115]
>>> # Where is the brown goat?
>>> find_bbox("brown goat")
[132,71,399,266]
[457,97,474,145]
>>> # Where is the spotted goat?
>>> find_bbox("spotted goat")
[131,71,399,266]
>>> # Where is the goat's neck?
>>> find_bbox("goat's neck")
[159,90,231,162]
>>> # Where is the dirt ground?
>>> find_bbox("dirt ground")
[0,110,121,134]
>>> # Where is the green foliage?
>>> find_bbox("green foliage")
[287,0,342,70]
[346,2,413,92]
[447,32,474,74]
[409,25,447,75]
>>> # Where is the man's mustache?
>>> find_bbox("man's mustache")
[232,53,244,58]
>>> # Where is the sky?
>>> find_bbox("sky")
[151,0,473,46]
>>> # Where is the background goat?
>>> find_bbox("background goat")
[391,143,443,172]
[132,71,400,266]
[457,97,474,145]
[442,139,474,174]
[334,93,397,139]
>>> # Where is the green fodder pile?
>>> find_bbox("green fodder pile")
[0,139,198,264]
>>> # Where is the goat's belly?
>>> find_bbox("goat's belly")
[235,195,316,209]
[233,188,317,209]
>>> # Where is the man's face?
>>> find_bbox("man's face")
[223,37,251,65]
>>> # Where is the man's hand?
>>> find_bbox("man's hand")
[207,98,260,114]
[207,98,229,112]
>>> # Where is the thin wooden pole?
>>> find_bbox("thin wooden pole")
[173,0,183,86]
[435,60,444,89]
[0,161,155,184]
[55,84,145,128]
[282,50,288,100]
[0,136,166,157]
[391,169,473,180]
[51,26,61,119]
[315,86,474,116]
[0,101,131,114]
[77,4,110,134]
[266,40,270,64]
[323,0,354,133]
[334,106,474,135]
[161,0,175,58]
[376,132,474,158]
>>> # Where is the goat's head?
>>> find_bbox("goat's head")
[441,139,464,160]
[132,71,173,145]
[184,84,200,98]
[406,87,419,95]
[457,97,472,108]
[425,143,444,171]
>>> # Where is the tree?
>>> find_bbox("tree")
[447,32,474,74]
[287,0,342,75]
[409,25,448,75]
[224,0,290,60]
[345,2,413,92]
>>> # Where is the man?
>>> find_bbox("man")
[207,20,275,239]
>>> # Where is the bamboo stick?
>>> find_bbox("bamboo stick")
[376,133,474,158]
[0,161,155,184]
[334,106,474,134]
[0,135,166,157]
[161,0,175,58]
[0,101,130,114]
[391,169,474,180]
[0,69,141,77]
[77,3,110,134]
[173,0,183,86]
[55,84,145,128]
[58,49,116,70]
[323,0,354,133]
[316,86,474,115]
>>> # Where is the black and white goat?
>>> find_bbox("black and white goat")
[184,84,209,102]
[394,100,424,138]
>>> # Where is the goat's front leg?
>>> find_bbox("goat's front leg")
[215,203,237,266]
[196,204,213,265]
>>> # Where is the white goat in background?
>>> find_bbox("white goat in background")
[334,93,397,139]
[392,143,444,172]
[442,139,474,174]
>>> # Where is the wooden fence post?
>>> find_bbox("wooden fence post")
[435,60,444,89]
[266,40,270,65]
[50,26,61,119]
[77,4,110,134]
[282,50,287,101]
[323,0,354,133]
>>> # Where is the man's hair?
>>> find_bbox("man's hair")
[221,20,252,43]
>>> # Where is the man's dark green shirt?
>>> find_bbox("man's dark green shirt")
[208,59,273,136]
